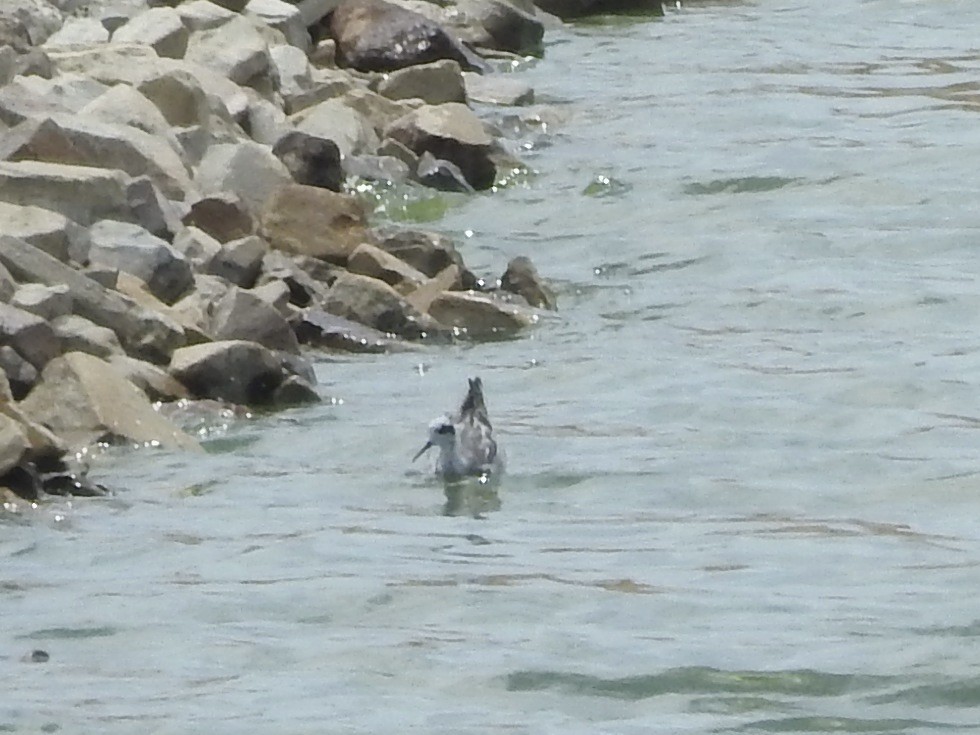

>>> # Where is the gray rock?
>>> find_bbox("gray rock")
[52,314,123,359]
[256,250,332,308]
[246,90,290,145]
[292,97,378,160]
[108,354,190,402]
[427,289,535,338]
[78,84,184,158]
[464,72,534,106]
[0,262,14,303]
[210,0,250,12]
[272,130,343,192]
[250,279,292,316]
[377,60,466,105]
[347,242,427,294]
[246,0,309,51]
[0,160,132,227]
[10,283,72,321]
[296,308,396,353]
[125,175,184,241]
[385,103,496,190]
[0,413,29,478]
[0,200,85,263]
[177,0,237,31]
[43,17,109,47]
[184,15,271,87]
[379,229,476,287]
[0,346,37,400]
[112,7,189,59]
[260,184,373,264]
[0,236,185,364]
[500,255,556,309]
[0,73,107,127]
[344,154,411,184]
[416,150,476,193]
[181,193,255,243]
[0,303,61,371]
[136,67,212,128]
[169,339,285,405]
[268,43,312,112]
[457,0,544,55]
[271,374,320,405]
[87,220,194,305]
[323,271,441,339]
[21,351,202,451]
[377,136,419,170]
[195,141,292,217]
[172,226,221,271]
[82,266,118,289]
[1,0,62,51]
[208,236,268,288]
[210,287,301,354]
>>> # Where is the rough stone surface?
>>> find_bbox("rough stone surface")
[377,60,466,105]
[112,7,189,59]
[0,413,29,478]
[169,340,285,406]
[385,103,496,190]
[0,262,16,303]
[0,346,37,401]
[457,0,544,55]
[195,141,292,216]
[427,290,534,338]
[87,220,194,305]
[172,226,221,271]
[209,287,301,354]
[260,184,373,264]
[208,236,268,288]
[292,97,378,160]
[0,303,60,371]
[380,229,476,287]
[52,314,124,359]
[22,352,202,451]
[78,84,184,158]
[296,309,395,353]
[500,255,557,309]
[0,200,83,262]
[246,0,309,50]
[136,68,213,128]
[323,271,441,339]
[347,242,427,294]
[43,17,109,47]
[185,15,271,87]
[257,250,332,307]
[182,193,256,243]
[10,283,72,322]
[177,0,237,31]
[416,150,475,193]
[0,160,131,227]
[272,130,343,192]
[108,354,190,402]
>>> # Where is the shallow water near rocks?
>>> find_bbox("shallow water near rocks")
[8,1,980,732]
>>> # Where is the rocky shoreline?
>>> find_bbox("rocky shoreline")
[0,0,661,506]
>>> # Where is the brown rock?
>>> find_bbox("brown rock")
[427,290,535,339]
[182,193,255,243]
[347,242,427,294]
[500,255,556,310]
[323,271,442,339]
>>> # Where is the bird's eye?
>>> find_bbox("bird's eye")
[436,424,455,435]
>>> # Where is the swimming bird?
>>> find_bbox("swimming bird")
[413,377,504,482]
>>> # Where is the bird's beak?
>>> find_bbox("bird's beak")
[412,442,433,462]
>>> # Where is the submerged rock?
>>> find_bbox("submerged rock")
[427,290,535,339]
[500,255,557,310]
[169,339,289,406]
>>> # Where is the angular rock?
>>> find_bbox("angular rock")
[500,255,557,309]
[272,130,343,192]
[0,160,131,227]
[0,200,85,263]
[296,309,395,353]
[182,193,255,243]
[0,237,184,364]
[169,340,285,405]
[136,67,213,128]
[377,136,419,170]
[377,60,466,105]
[0,303,60,371]
[126,175,185,241]
[323,271,441,339]
[404,264,461,314]
[385,103,496,190]
[177,0,237,31]
[246,90,290,144]
[184,15,271,87]
[329,0,488,73]
[260,184,373,264]
[210,287,301,354]
[21,352,202,451]
[172,225,221,271]
[246,0,309,51]
[208,236,268,288]
[464,72,534,106]
[250,279,292,315]
[43,17,109,47]
[427,290,535,338]
[195,141,292,216]
[457,0,544,55]
[52,314,123,359]
[108,354,190,402]
[0,413,29,478]
[10,283,72,322]
[257,250,332,307]
[344,154,411,184]
[416,151,475,193]
[347,242,427,293]
[79,83,185,157]
[210,0,250,13]
[112,7,189,59]
[0,398,65,464]
[0,346,37,401]
[380,229,476,287]
[293,97,378,160]
[0,262,15,303]
[87,220,194,305]
[0,73,103,127]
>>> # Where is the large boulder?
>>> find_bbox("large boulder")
[209,287,301,354]
[292,97,378,160]
[427,290,535,339]
[0,303,60,371]
[10,283,71,322]
[195,141,292,216]
[272,130,343,192]
[385,103,496,190]
[329,0,487,73]
[108,355,190,402]
[377,59,466,105]
[323,271,441,339]
[78,84,185,158]
[184,15,271,87]
[112,7,190,59]
[259,183,373,264]
[169,339,286,405]
[87,220,194,305]
[379,229,476,287]
[456,0,544,55]
[21,352,202,452]
[0,200,85,262]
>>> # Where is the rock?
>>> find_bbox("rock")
[0,0,62,51]
[108,354,190,402]
[52,314,123,359]
[21,352,202,452]
[0,237,184,364]
[136,67,212,128]
[343,154,411,185]
[210,0,250,13]
[0,115,195,201]
[268,43,312,110]
[0,160,129,227]
[272,130,343,192]
[404,264,461,314]
[0,398,65,464]
[10,283,71,322]
[0,73,107,128]
[87,220,194,305]
[78,84,184,159]
[295,309,395,353]
[385,103,496,190]
[172,225,221,271]
[184,16,271,87]
[0,347,37,400]
[256,250,332,307]
[0,200,84,263]
[500,255,557,309]
[464,72,534,106]
[246,0,309,51]
[0,413,29,477]
[379,229,476,287]
[427,290,535,338]
[532,0,664,19]
[342,86,414,133]
[457,0,544,55]
[260,184,373,264]
[169,340,286,405]
[0,303,60,371]
[377,136,419,170]
[126,176,184,241]
[177,0,237,31]
[210,287,301,354]
[0,262,15,303]
[182,193,256,243]
[416,151,475,192]
[323,271,441,339]
[292,97,378,160]
[347,242,427,293]
[195,141,292,217]
[329,0,488,73]
[271,374,319,405]
[112,8,189,59]
[250,279,292,316]
[43,17,109,47]
[377,59,466,105]
[208,236,267,288]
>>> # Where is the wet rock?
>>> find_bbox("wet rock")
[323,271,441,339]
[181,193,255,244]
[260,183,374,264]
[457,0,544,55]
[0,303,60,371]
[112,8,189,59]
[379,229,477,287]
[210,287,301,354]
[52,315,123,360]
[21,352,202,452]
[208,236,268,288]
[271,374,320,405]
[173,226,221,271]
[385,103,496,190]
[0,414,29,478]
[272,130,343,192]
[348,242,428,293]
[376,137,419,170]
[195,141,292,216]
[296,308,395,353]
[169,339,286,406]
[500,255,557,309]
[10,283,72,322]
[533,0,664,19]
[377,59,466,105]
[329,0,488,73]
[108,354,190,402]
[293,97,378,160]
[87,220,194,305]
[416,151,476,193]
[0,347,37,400]
[464,72,534,106]
[184,16,272,87]
[0,236,185,364]
[427,290,535,338]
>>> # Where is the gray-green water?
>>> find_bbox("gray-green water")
[7,1,980,732]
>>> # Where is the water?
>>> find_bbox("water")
[7,1,980,731]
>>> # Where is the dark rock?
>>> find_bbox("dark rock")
[207,236,268,288]
[459,0,544,56]
[0,303,60,371]
[296,309,396,354]
[427,290,535,339]
[416,151,476,193]
[3,463,40,501]
[257,251,332,308]
[531,0,664,20]
[0,346,37,400]
[329,0,489,74]
[182,193,255,243]
[271,375,320,405]
[210,288,301,354]
[500,255,557,309]
[379,229,478,288]
[272,130,343,192]
[169,340,286,406]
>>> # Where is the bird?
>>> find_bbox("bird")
[413,377,505,483]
